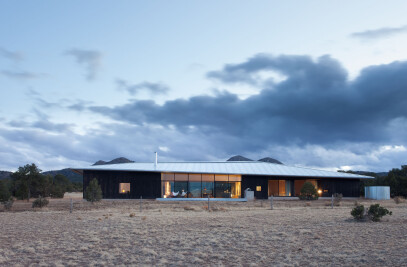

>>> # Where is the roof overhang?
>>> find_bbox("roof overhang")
[71,161,374,179]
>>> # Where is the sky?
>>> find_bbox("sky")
[1,0,407,172]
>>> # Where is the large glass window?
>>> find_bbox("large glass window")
[230,182,241,198]
[294,180,305,196]
[215,175,229,198]
[215,182,230,198]
[229,175,241,198]
[202,174,214,198]
[294,179,317,196]
[162,181,173,198]
[268,180,279,196]
[174,173,188,197]
[159,173,241,198]
[268,180,291,196]
[188,174,201,198]
[161,173,174,198]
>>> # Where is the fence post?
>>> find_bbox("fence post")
[207,196,210,211]
[140,196,142,213]
[331,194,334,209]
[70,198,73,213]
[270,195,274,210]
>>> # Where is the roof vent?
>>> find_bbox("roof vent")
[154,152,158,169]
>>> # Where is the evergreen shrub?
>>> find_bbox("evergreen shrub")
[84,178,102,203]
[32,196,49,208]
[299,182,319,200]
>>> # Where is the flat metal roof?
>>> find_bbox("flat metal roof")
[72,161,373,179]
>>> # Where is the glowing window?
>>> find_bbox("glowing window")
[119,183,130,194]
[256,186,261,191]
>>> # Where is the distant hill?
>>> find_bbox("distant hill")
[0,171,12,180]
[93,160,107,165]
[350,171,388,177]
[227,155,253,161]
[42,168,83,183]
[258,157,283,165]
[227,155,283,164]
[93,157,134,165]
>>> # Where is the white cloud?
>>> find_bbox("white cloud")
[159,146,170,152]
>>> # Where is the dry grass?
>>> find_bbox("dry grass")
[0,195,406,266]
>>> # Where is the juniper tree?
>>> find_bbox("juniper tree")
[84,178,102,203]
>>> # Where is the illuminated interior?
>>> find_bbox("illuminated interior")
[119,183,130,194]
[268,180,292,196]
[161,173,242,198]
[294,179,318,196]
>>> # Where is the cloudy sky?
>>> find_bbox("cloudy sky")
[1,1,407,172]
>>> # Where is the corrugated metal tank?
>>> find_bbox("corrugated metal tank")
[365,186,390,200]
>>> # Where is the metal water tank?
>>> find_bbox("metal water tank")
[364,186,390,200]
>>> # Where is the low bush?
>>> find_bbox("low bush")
[333,193,343,206]
[351,205,366,221]
[394,196,405,204]
[50,185,65,198]
[3,197,14,211]
[32,196,49,208]
[368,204,392,222]
[351,204,392,222]
[299,182,319,200]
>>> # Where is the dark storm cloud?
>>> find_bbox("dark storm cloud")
[65,49,102,81]
[207,54,347,86]
[31,120,73,133]
[116,79,170,95]
[351,25,407,40]
[67,99,93,112]
[7,109,74,133]
[89,54,407,148]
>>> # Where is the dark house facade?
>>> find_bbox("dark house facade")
[77,161,370,199]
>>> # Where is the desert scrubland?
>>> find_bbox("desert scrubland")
[1,195,406,266]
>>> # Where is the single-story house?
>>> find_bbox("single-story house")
[72,160,373,199]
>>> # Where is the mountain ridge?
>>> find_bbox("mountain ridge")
[92,157,134,165]
[227,155,283,165]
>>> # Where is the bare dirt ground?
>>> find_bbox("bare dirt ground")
[1,195,406,266]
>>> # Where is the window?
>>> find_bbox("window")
[119,183,130,194]
[230,182,241,198]
[201,174,214,198]
[256,186,261,191]
[269,180,292,196]
[294,179,317,196]
[159,173,242,198]
[188,174,201,198]
[268,180,279,196]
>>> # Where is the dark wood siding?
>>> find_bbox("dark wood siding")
[242,175,360,199]
[82,170,361,199]
[83,170,161,199]
[242,175,268,199]
[318,178,360,197]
